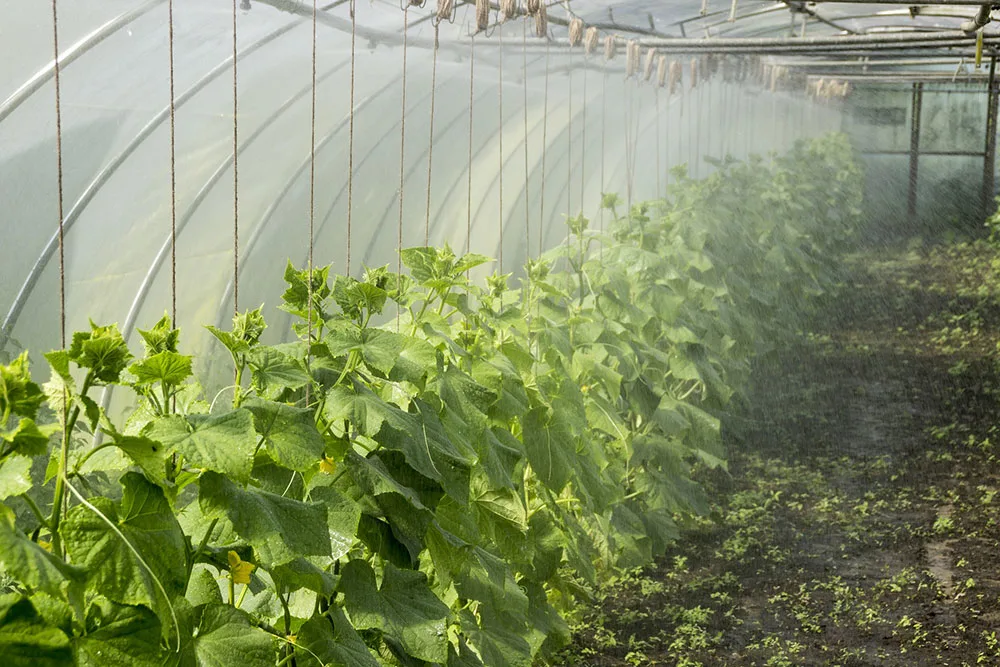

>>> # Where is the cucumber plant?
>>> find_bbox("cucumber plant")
[0,133,862,666]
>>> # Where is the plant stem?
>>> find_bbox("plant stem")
[233,357,244,408]
[49,370,94,558]
[18,493,49,532]
[186,517,219,585]
[235,583,250,609]
[71,442,115,476]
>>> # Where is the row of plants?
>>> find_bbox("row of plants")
[0,133,862,666]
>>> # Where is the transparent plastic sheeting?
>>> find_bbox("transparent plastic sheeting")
[0,0,840,390]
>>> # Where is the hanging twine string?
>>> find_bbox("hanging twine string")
[467,34,475,255]
[522,19,531,258]
[599,59,606,260]
[568,17,584,46]
[604,35,616,61]
[424,23,439,246]
[566,49,573,217]
[580,58,587,215]
[168,0,177,325]
[306,0,318,403]
[347,0,356,274]
[538,41,549,252]
[584,26,598,56]
[669,59,682,95]
[655,85,661,196]
[498,25,504,276]
[476,0,489,33]
[690,57,698,90]
[397,4,410,329]
[308,0,319,333]
[624,84,634,210]
[526,0,540,14]
[644,47,657,82]
[51,0,66,348]
[232,0,240,314]
[657,54,668,88]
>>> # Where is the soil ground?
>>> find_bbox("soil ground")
[553,241,1000,666]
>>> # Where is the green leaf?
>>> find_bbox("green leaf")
[74,599,167,667]
[471,356,529,420]
[198,471,330,567]
[0,512,84,602]
[185,565,223,608]
[204,326,249,357]
[0,594,73,667]
[459,607,532,667]
[271,558,338,597]
[243,398,323,472]
[137,314,180,355]
[144,410,256,485]
[281,263,331,317]
[129,351,192,387]
[68,322,133,384]
[387,335,438,386]
[306,483,361,560]
[187,604,277,667]
[111,435,170,486]
[0,352,46,421]
[430,366,497,434]
[521,407,575,493]
[332,275,388,321]
[0,456,33,499]
[295,608,380,667]
[325,324,406,376]
[245,346,311,394]
[1,418,58,458]
[339,560,450,664]
[326,385,473,501]
[61,473,187,626]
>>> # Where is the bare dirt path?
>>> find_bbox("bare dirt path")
[555,244,1000,667]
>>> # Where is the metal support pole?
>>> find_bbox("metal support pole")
[983,56,998,219]
[908,82,923,223]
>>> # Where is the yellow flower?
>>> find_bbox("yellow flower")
[319,457,337,475]
[227,551,255,585]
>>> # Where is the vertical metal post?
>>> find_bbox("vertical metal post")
[907,82,923,223]
[983,56,998,220]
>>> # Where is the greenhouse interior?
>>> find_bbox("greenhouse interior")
[5,0,1000,665]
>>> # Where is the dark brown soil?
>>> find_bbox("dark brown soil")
[554,243,1000,667]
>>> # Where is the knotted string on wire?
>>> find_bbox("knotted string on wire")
[476,0,489,33]
[644,47,657,82]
